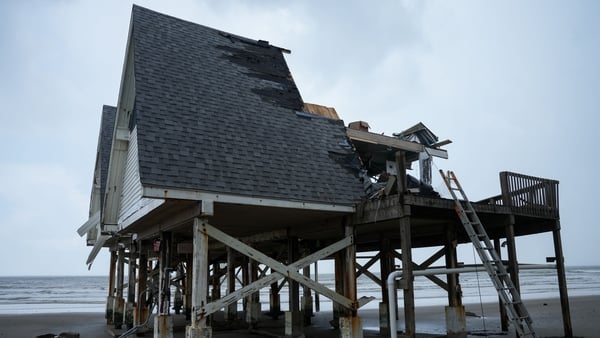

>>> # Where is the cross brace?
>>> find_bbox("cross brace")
[195,222,357,320]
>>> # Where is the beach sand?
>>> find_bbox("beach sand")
[0,295,597,337]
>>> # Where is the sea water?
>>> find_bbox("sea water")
[0,266,598,314]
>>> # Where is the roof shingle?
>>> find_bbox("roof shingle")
[130,5,364,206]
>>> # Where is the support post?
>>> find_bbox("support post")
[379,238,392,336]
[399,211,415,338]
[339,217,362,338]
[494,238,508,332]
[185,255,193,321]
[314,261,320,313]
[302,264,313,325]
[225,247,237,321]
[126,244,137,329]
[186,217,212,338]
[113,246,125,329]
[285,236,303,337]
[505,217,520,293]
[332,251,343,329]
[553,221,573,337]
[136,250,148,327]
[106,249,117,325]
[269,269,281,319]
[245,259,260,328]
[445,225,461,307]
[241,256,249,313]
[395,151,407,196]
[211,263,221,301]
[156,231,173,338]
[445,224,466,338]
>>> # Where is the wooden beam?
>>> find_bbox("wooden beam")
[347,128,449,159]
[347,128,423,153]
[356,252,381,277]
[356,262,382,286]
[356,252,382,286]
[420,247,446,268]
[210,229,288,250]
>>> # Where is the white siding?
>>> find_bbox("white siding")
[118,127,144,226]
[118,127,165,228]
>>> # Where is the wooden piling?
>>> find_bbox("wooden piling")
[553,221,573,337]
[185,255,193,320]
[225,247,237,321]
[136,251,148,326]
[126,244,136,329]
[379,238,392,336]
[445,224,460,307]
[106,250,117,325]
[445,224,466,338]
[494,238,508,331]
[286,235,303,337]
[313,261,320,312]
[399,210,415,338]
[302,264,313,325]
[113,246,125,329]
[186,217,211,337]
[505,217,520,293]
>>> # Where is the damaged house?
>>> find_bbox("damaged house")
[77,6,572,338]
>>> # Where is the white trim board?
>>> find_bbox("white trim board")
[142,186,355,213]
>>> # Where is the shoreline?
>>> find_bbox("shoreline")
[0,295,596,337]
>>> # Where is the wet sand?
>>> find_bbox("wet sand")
[0,295,597,337]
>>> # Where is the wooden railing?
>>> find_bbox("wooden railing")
[498,171,560,219]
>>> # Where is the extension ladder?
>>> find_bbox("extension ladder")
[439,170,536,337]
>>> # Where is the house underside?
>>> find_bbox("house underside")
[90,153,572,338]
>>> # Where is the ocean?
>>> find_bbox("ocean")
[0,266,598,315]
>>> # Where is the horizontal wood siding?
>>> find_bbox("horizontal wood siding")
[119,127,143,225]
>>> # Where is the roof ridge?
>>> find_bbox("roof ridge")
[131,4,291,53]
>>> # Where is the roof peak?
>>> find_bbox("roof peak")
[131,4,291,53]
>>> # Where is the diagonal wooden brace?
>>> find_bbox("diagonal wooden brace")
[195,221,356,320]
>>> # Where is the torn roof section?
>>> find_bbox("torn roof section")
[129,5,365,206]
[394,122,438,147]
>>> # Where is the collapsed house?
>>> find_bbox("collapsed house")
[77,5,572,338]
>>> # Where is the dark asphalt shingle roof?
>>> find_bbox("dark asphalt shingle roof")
[100,105,117,212]
[130,5,364,206]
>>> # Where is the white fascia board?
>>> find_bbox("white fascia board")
[86,234,110,268]
[425,147,448,159]
[119,198,166,230]
[77,211,100,237]
[142,186,355,213]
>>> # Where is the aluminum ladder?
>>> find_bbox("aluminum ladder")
[439,170,536,337]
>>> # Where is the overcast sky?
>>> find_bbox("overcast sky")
[1,1,599,276]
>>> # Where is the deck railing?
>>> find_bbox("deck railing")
[498,171,560,219]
